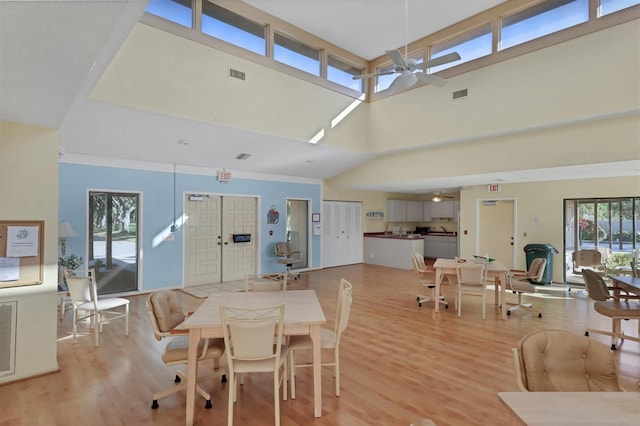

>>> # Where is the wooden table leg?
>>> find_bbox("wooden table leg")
[434,269,442,317]
[185,330,201,426]
[499,272,507,320]
[310,324,322,417]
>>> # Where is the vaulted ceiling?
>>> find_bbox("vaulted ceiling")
[1,1,637,194]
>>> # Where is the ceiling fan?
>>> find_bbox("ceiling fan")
[352,0,461,91]
[432,192,455,203]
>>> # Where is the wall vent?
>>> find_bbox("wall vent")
[0,301,17,377]
[229,68,246,81]
[452,88,468,100]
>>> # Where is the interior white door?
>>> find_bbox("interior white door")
[184,195,222,286]
[478,199,516,269]
[322,201,362,267]
[341,202,362,265]
[221,196,257,282]
[322,201,343,268]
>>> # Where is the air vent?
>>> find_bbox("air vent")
[452,88,468,100]
[229,68,246,81]
[0,301,17,377]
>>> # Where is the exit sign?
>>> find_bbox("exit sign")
[217,170,232,182]
[488,184,502,192]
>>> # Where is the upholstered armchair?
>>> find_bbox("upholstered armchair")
[512,329,623,392]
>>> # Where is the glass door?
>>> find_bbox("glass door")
[286,199,309,269]
[89,191,139,294]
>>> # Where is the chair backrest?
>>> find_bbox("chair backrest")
[411,252,429,273]
[573,249,603,269]
[333,278,353,336]
[220,304,285,370]
[581,269,611,302]
[146,291,186,340]
[244,274,285,292]
[456,262,486,285]
[334,282,353,343]
[527,258,547,282]
[274,242,293,258]
[66,275,93,305]
[513,329,622,391]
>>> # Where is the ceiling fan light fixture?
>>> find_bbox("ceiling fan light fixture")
[390,71,417,90]
[432,193,442,202]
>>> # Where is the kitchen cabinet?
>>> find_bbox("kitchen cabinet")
[406,201,423,222]
[430,200,456,218]
[423,201,432,221]
[365,236,423,269]
[322,201,362,268]
[386,200,407,222]
[424,235,458,259]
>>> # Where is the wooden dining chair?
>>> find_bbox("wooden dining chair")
[220,303,288,426]
[455,261,488,319]
[66,271,129,347]
[288,279,353,399]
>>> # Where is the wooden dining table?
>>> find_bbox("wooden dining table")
[181,290,327,425]
[434,258,509,319]
[498,391,640,425]
[610,275,640,295]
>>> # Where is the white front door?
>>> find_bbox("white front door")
[184,195,222,286]
[221,196,257,282]
[478,199,516,269]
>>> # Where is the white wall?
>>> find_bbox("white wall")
[0,121,59,384]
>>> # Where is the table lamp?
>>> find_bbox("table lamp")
[59,221,77,257]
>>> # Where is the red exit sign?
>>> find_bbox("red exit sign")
[488,184,502,192]
[217,171,232,182]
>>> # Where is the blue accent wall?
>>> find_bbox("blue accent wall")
[59,163,321,291]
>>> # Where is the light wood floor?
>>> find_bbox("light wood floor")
[1,264,639,426]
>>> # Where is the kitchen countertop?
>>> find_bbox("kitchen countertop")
[364,233,423,240]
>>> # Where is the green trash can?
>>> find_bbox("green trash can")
[524,244,559,284]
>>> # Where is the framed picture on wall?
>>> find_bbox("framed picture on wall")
[312,213,320,223]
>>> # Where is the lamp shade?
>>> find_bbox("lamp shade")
[59,221,77,238]
[389,71,418,91]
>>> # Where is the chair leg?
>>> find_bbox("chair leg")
[125,304,129,336]
[72,307,78,343]
[334,347,340,397]
[481,289,486,320]
[274,369,280,426]
[227,373,235,426]
[289,349,296,399]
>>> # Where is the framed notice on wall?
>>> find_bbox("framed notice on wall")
[0,220,44,288]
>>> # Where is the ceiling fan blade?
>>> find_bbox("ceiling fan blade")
[418,52,462,70]
[385,49,408,68]
[415,72,448,88]
[388,71,417,91]
[352,70,396,80]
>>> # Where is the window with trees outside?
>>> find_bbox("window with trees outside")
[564,197,639,281]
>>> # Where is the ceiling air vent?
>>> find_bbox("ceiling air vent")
[452,88,468,100]
[229,68,246,81]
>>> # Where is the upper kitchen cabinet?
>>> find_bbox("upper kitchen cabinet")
[423,201,432,221]
[430,200,457,218]
[406,201,423,222]
[386,200,407,222]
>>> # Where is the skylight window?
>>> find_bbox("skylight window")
[599,0,640,16]
[328,55,363,92]
[145,0,193,28]
[274,32,320,76]
[202,1,266,56]
[429,23,491,73]
[500,0,589,50]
